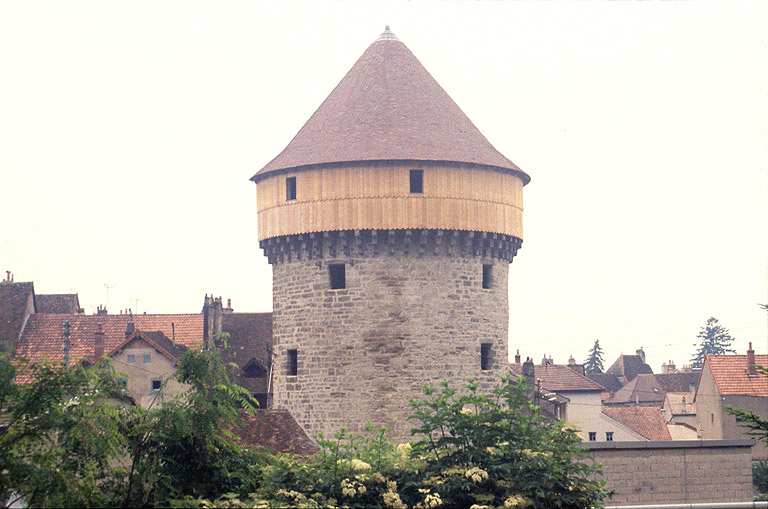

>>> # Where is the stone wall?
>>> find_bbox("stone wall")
[586,439,755,506]
[269,230,513,441]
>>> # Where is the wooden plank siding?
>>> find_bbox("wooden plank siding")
[256,163,524,241]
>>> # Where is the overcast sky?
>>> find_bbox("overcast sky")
[1,1,766,372]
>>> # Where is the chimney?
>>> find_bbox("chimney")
[96,304,108,315]
[747,342,757,377]
[224,298,234,314]
[125,321,135,338]
[94,324,105,359]
[514,349,521,364]
[636,347,646,363]
[522,357,535,390]
[568,355,575,366]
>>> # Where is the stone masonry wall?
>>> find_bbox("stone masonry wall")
[586,440,754,506]
[269,231,512,441]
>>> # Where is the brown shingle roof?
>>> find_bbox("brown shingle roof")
[219,313,273,394]
[587,373,623,394]
[606,372,700,406]
[606,354,653,382]
[231,409,319,457]
[16,313,204,366]
[602,406,672,441]
[252,28,529,185]
[509,363,604,392]
[0,282,34,350]
[36,294,81,314]
[705,354,768,397]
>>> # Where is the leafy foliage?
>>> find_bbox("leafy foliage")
[691,317,735,369]
[0,356,130,507]
[584,339,605,374]
[0,335,261,508]
[407,376,610,508]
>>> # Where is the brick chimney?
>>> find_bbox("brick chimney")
[636,347,646,363]
[125,321,135,338]
[514,349,521,364]
[96,304,107,315]
[747,342,757,377]
[94,324,105,359]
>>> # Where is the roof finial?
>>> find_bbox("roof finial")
[377,25,398,41]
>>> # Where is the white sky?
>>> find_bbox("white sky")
[1,1,766,373]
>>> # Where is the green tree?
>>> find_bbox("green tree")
[0,356,130,507]
[691,317,735,369]
[0,337,262,508]
[406,376,610,508]
[584,339,605,374]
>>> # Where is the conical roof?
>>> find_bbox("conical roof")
[252,27,529,184]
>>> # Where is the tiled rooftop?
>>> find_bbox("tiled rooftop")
[0,282,34,348]
[253,29,528,184]
[231,409,319,457]
[219,312,273,394]
[606,354,653,382]
[606,372,699,405]
[706,354,768,397]
[36,294,81,314]
[509,363,604,392]
[16,313,204,365]
[602,406,672,441]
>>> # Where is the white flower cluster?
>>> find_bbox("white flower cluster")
[340,478,367,498]
[416,489,442,508]
[503,494,533,508]
[464,466,489,484]
[350,458,371,471]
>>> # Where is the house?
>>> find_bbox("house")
[604,372,699,407]
[510,358,646,442]
[601,406,673,441]
[695,344,768,459]
[604,348,653,386]
[105,328,189,408]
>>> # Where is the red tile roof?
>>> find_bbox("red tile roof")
[252,28,529,185]
[509,363,604,392]
[15,313,204,366]
[705,354,768,397]
[602,406,672,441]
[231,409,319,457]
[36,294,81,314]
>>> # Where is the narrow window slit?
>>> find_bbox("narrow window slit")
[329,263,346,289]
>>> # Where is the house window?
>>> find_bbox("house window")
[329,264,346,289]
[606,432,614,441]
[151,379,162,392]
[127,354,135,364]
[480,343,492,370]
[482,264,493,289]
[588,432,596,441]
[143,354,151,363]
[409,169,423,194]
[287,349,298,376]
[286,176,297,201]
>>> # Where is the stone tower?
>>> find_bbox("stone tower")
[252,27,530,440]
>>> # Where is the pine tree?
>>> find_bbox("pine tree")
[584,339,605,374]
[690,317,736,369]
